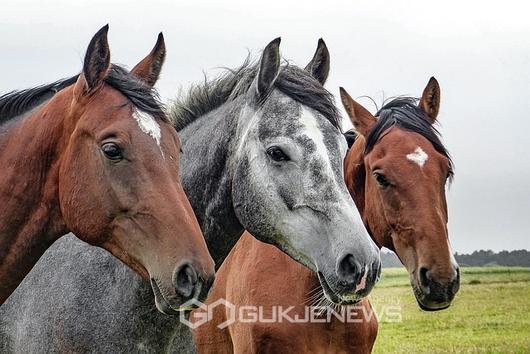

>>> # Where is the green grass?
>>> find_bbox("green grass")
[370,267,530,353]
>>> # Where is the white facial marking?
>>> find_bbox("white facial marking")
[133,110,163,155]
[299,107,339,179]
[298,105,366,217]
[406,146,429,167]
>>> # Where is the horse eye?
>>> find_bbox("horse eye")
[266,146,290,162]
[101,143,123,161]
[373,172,390,188]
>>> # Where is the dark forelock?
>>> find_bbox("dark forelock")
[365,97,454,178]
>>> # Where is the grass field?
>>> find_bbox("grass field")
[370,267,530,353]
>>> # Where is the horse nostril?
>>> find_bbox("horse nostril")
[419,266,430,288]
[174,263,198,299]
[337,254,359,285]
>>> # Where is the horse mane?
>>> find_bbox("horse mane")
[169,57,340,131]
[0,76,79,124]
[0,65,166,125]
[365,97,454,179]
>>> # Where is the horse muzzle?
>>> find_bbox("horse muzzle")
[413,266,460,311]
[150,264,215,315]
[318,256,381,305]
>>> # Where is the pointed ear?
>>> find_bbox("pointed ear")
[340,87,376,137]
[78,25,111,94]
[256,37,281,98]
[304,38,330,85]
[131,33,166,87]
[419,77,441,124]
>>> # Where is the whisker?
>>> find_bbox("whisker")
[305,289,324,305]
[304,285,323,297]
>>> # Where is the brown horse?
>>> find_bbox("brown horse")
[192,78,459,353]
[0,26,215,311]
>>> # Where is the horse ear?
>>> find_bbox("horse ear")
[304,38,330,85]
[419,77,441,124]
[131,33,166,88]
[81,25,111,92]
[340,87,376,137]
[256,37,281,98]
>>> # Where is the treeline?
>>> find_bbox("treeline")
[454,249,530,267]
[381,249,530,268]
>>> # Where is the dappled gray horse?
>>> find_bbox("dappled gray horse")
[0,39,380,352]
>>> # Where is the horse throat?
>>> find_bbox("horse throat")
[178,105,245,269]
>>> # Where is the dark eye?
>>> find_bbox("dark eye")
[266,146,290,162]
[373,172,390,188]
[101,143,123,161]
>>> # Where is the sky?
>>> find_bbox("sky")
[1,0,529,253]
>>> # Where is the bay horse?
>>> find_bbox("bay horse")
[0,39,379,352]
[0,26,214,310]
[192,77,460,353]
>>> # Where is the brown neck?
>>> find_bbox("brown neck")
[0,99,69,304]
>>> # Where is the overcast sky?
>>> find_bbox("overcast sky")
[1,0,529,253]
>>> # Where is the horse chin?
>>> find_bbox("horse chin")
[412,285,452,312]
[417,300,451,312]
[317,272,363,306]
[150,278,196,315]
[154,293,179,315]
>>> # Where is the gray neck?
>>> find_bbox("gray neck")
[177,100,247,268]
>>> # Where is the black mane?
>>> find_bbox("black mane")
[0,64,165,125]
[104,66,166,121]
[170,58,340,131]
[0,76,78,124]
[364,97,454,177]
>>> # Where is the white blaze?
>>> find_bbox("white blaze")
[133,110,163,153]
[299,107,341,179]
[298,106,363,218]
[406,146,429,167]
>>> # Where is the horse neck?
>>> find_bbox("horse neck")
[0,91,71,303]
[178,102,246,268]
